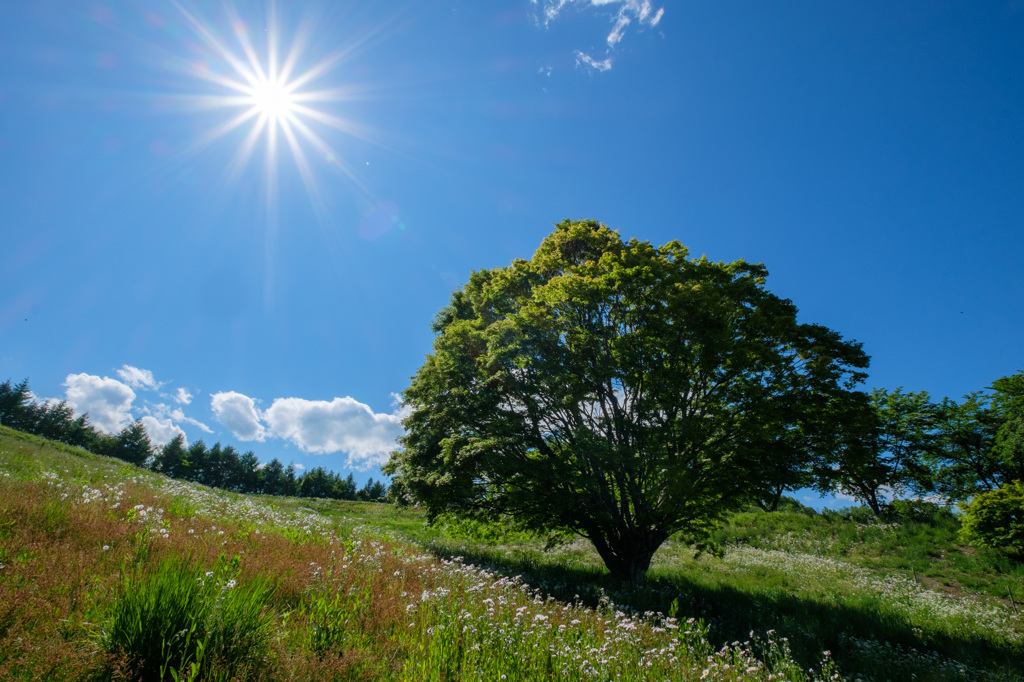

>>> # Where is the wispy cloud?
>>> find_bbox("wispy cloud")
[144,398,214,436]
[534,0,664,72]
[174,387,193,405]
[171,407,213,433]
[116,364,160,390]
[575,51,612,72]
[390,392,413,420]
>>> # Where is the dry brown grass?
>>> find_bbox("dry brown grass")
[0,475,445,681]
[0,480,129,678]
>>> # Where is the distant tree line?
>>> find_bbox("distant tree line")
[0,378,388,502]
[801,371,1024,515]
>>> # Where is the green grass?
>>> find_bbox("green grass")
[102,553,276,681]
[403,505,1024,679]
[2,425,1023,680]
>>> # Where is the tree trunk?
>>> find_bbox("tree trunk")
[757,486,784,512]
[865,489,882,515]
[588,529,668,586]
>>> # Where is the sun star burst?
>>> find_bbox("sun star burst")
[171,0,372,208]
[250,78,295,121]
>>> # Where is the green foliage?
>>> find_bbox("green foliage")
[827,387,937,514]
[387,219,869,584]
[102,554,276,681]
[924,372,1024,502]
[960,480,1024,556]
[298,466,335,499]
[356,476,388,502]
[884,498,955,524]
[0,379,35,433]
[991,372,1024,480]
[302,567,371,656]
[112,420,153,467]
[154,434,189,479]
[773,496,818,515]
[926,392,1004,500]
[426,498,1022,679]
[433,511,550,545]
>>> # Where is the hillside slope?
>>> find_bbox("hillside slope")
[1,426,1021,680]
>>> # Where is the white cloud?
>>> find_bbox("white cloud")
[262,396,404,470]
[390,392,413,420]
[144,401,214,438]
[140,416,186,447]
[174,387,193,405]
[536,0,665,71]
[210,391,266,441]
[575,51,612,72]
[607,14,630,46]
[63,373,136,433]
[116,365,159,390]
[171,408,213,433]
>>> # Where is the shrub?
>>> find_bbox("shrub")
[960,480,1024,556]
[885,499,955,524]
[775,496,818,515]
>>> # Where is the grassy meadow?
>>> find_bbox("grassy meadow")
[1,425,1021,681]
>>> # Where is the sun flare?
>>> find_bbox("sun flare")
[249,78,295,121]
[171,0,372,207]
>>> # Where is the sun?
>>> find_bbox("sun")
[170,0,372,206]
[249,78,295,121]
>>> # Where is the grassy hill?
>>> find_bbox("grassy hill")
[1,425,1021,680]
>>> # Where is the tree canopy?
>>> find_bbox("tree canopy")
[923,372,1024,503]
[385,219,869,584]
[826,388,936,514]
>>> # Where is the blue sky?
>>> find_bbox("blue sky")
[1,1,1022,506]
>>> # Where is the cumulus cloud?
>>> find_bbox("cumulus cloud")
[64,373,136,433]
[140,415,186,447]
[210,391,266,441]
[116,365,160,390]
[535,0,664,71]
[206,388,406,469]
[263,396,404,470]
[174,387,193,405]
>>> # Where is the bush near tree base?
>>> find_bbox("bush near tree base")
[960,479,1024,556]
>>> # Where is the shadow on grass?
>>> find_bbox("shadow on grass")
[423,541,1024,679]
